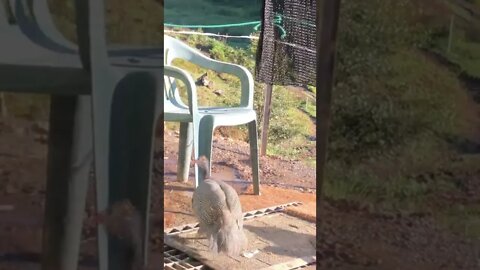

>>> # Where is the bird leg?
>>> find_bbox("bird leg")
[191,155,211,179]
[95,200,145,270]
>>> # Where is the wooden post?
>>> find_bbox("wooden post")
[260,84,273,156]
[0,93,7,118]
[447,14,455,54]
[41,95,78,270]
[316,0,341,203]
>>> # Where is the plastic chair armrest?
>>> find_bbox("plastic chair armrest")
[176,49,254,109]
[164,65,199,114]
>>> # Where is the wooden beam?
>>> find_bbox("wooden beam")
[315,0,341,203]
[260,256,316,270]
[41,95,78,270]
[260,84,273,156]
[447,14,455,54]
[0,93,7,118]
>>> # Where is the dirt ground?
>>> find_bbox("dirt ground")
[0,118,480,269]
[162,129,317,228]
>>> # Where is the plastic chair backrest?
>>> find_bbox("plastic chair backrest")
[30,0,77,48]
[78,0,109,72]
[164,35,198,65]
[1,0,17,28]
[164,35,190,109]
[8,0,74,54]
[1,0,97,72]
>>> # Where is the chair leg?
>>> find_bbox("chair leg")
[197,116,215,184]
[41,95,92,270]
[192,118,200,188]
[92,90,113,270]
[177,122,193,183]
[91,74,153,270]
[248,120,261,195]
[107,73,157,269]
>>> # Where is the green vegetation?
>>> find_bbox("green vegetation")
[328,0,471,197]
[48,0,163,45]
[322,0,480,236]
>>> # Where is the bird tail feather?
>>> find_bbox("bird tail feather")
[214,222,247,256]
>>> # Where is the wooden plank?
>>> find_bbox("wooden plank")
[447,15,455,54]
[315,0,341,203]
[260,84,273,156]
[0,93,7,118]
[283,202,316,223]
[41,95,77,270]
[315,0,341,262]
[260,256,316,270]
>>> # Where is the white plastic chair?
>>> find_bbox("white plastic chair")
[164,35,260,195]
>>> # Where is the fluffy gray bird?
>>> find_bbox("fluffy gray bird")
[192,156,248,256]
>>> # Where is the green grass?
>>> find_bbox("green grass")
[49,0,163,45]
[431,25,480,78]
[0,94,50,121]
[325,165,430,212]
[436,155,480,237]
[439,203,480,238]
[171,59,242,107]
[448,37,480,77]
[324,47,473,211]
[300,98,316,119]
[324,150,480,214]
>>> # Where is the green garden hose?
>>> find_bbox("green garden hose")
[164,14,287,39]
